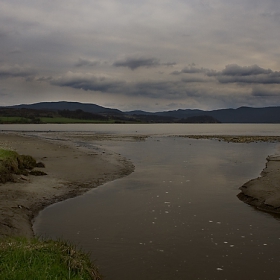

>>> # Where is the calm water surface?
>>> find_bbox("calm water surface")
[2,123,280,135]
[32,129,280,280]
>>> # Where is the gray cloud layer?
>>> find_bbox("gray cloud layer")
[208,64,280,84]
[0,0,280,110]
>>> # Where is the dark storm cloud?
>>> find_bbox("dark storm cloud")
[113,57,160,70]
[51,73,125,92]
[208,64,280,84]
[50,72,202,100]
[0,65,35,79]
[251,86,280,96]
[75,58,100,67]
[113,56,175,70]
[171,66,211,75]
[220,64,272,76]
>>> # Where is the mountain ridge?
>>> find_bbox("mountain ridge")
[2,101,280,123]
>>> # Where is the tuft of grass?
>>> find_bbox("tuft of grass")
[0,149,40,183]
[0,237,103,280]
[29,169,47,176]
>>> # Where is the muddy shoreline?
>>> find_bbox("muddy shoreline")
[238,155,280,214]
[0,132,134,238]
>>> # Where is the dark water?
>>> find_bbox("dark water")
[34,136,280,280]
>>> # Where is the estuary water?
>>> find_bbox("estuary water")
[8,124,280,280]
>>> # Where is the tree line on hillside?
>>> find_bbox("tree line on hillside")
[0,107,220,124]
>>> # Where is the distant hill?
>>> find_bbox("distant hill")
[8,101,123,116]
[128,106,280,123]
[1,101,280,123]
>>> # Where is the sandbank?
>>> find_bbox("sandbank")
[0,132,134,238]
[238,155,280,214]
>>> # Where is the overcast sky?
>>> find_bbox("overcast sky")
[1,0,280,111]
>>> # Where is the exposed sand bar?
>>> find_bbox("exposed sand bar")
[238,155,280,214]
[178,135,280,143]
[0,132,134,238]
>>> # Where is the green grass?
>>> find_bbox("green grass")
[0,149,19,160]
[0,117,32,124]
[0,149,37,183]
[0,237,102,280]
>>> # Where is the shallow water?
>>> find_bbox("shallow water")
[2,123,280,136]
[33,135,280,280]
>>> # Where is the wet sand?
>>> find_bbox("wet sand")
[0,132,134,238]
[238,155,280,214]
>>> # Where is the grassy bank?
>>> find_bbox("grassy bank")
[0,237,102,280]
[0,148,40,183]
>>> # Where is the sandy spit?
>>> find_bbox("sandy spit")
[0,132,134,238]
[238,155,280,214]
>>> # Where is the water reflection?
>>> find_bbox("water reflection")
[34,136,280,280]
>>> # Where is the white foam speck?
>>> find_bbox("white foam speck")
[224,242,228,244]
[263,244,267,246]
[209,220,213,223]
[217,268,223,271]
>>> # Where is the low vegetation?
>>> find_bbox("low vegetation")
[0,108,134,124]
[0,107,220,124]
[0,148,44,183]
[0,237,102,280]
